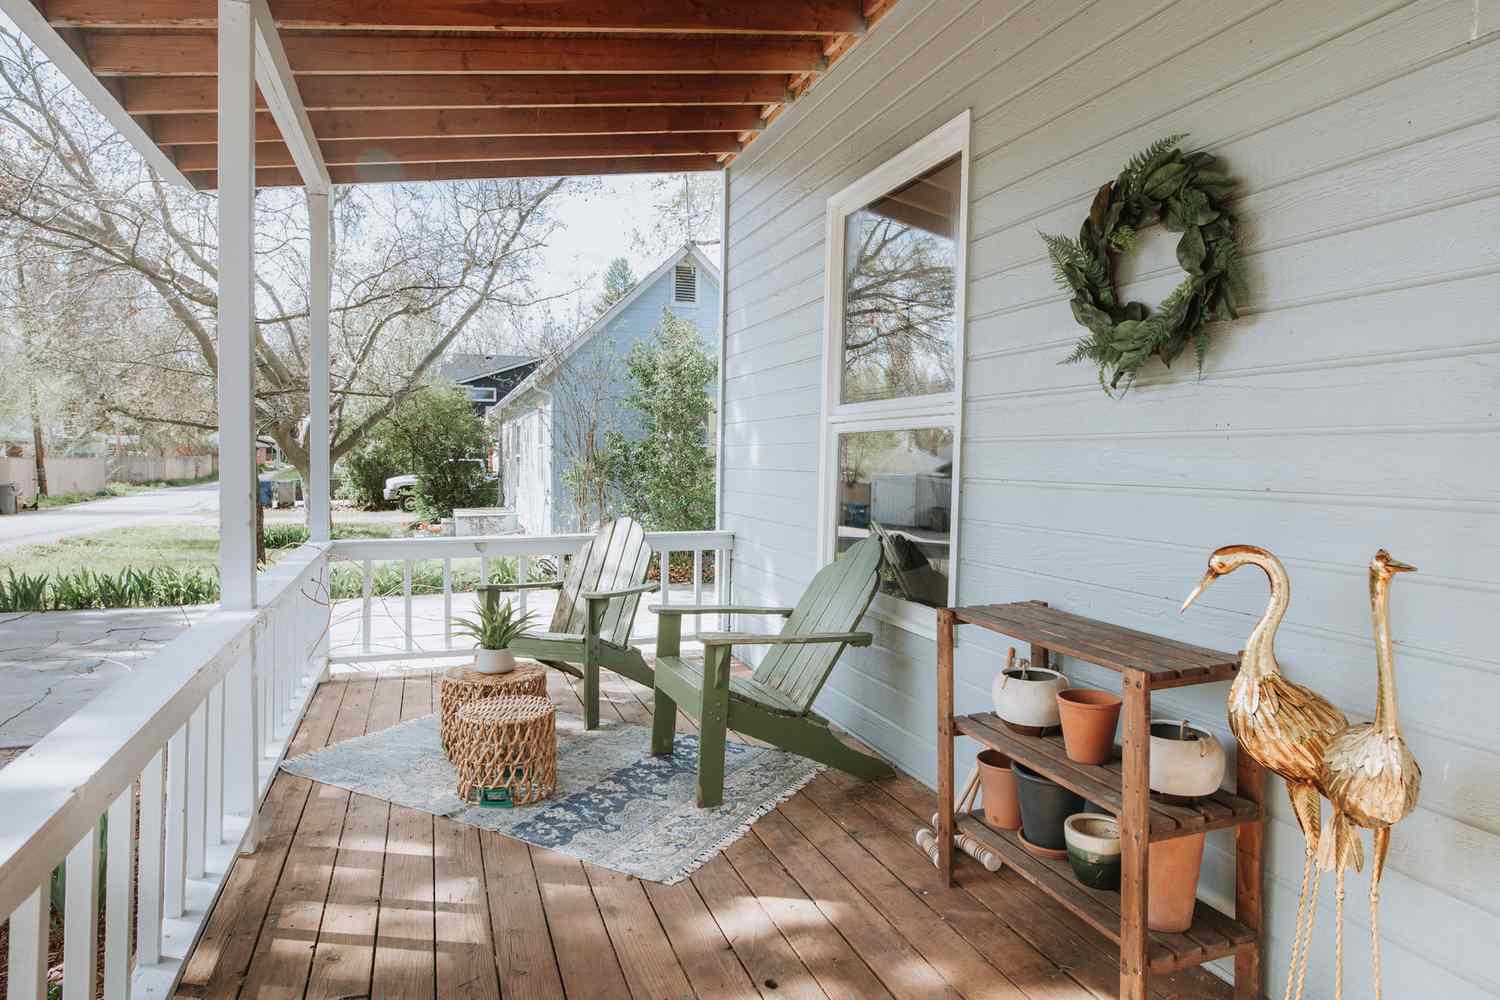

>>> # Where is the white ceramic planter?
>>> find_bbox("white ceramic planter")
[991,667,1068,733]
[474,648,517,675]
[1148,720,1226,798]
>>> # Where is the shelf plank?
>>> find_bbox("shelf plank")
[952,603,1238,687]
[955,714,1260,840]
[956,816,1256,975]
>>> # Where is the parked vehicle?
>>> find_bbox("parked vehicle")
[382,474,419,511]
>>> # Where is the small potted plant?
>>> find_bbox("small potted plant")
[454,600,536,674]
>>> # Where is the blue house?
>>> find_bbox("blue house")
[495,243,720,534]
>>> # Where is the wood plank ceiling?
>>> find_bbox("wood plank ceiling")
[38,0,897,188]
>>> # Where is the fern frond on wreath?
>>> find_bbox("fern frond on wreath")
[1121,132,1187,197]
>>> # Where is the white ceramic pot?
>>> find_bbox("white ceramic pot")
[474,648,516,675]
[1148,720,1226,798]
[991,667,1068,733]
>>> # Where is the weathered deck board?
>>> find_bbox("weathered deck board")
[172,664,1236,1000]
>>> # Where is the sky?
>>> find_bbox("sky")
[536,175,671,302]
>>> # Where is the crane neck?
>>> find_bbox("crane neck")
[1371,565,1401,738]
[1241,553,1290,680]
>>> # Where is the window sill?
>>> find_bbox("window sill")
[865,592,942,642]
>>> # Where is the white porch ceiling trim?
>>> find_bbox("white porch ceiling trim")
[249,0,330,194]
[0,0,193,188]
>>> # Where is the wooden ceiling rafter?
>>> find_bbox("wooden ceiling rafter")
[31,0,901,185]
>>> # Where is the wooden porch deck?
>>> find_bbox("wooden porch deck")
[171,664,1234,1000]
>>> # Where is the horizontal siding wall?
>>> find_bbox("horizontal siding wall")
[721,0,1500,996]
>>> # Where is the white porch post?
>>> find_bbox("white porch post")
[307,191,332,541]
[218,0,257,610]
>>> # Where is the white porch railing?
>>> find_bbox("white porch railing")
[0,543,333,1000]
[326,530,734,663]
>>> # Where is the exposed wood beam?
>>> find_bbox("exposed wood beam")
[0,0,191,186]
[188,154,723,189]
[123,74,791,113]
[250,0,329,192]
[85,31,828,75]
[47,0,867,35]
[170,132,742,171]
[148,105,765,144]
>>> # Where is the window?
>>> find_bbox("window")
[467,386,498,403]
[673,263,698,304]
[818,111,970,627]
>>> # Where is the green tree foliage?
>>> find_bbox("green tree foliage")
[601,313,717,532]
[338,382,492,518]
[595,257,636,315]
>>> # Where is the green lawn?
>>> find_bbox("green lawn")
[32,475,220,510]
[0,521,393,578]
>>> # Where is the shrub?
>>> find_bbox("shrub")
[380,384,495,520]
[0,566,221,611]
[263,523,310,549]
[339,434,407,510]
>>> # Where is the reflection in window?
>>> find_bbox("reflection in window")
[834,427,953,607]
[841,155,960,405]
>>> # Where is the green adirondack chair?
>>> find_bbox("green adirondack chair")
[476,517,657,730]
[648,534,893,807]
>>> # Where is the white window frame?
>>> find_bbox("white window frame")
[467,385,498,403]
[816,109,972,638]
[672,262,698,305]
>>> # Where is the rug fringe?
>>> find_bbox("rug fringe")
[660,763,827,886]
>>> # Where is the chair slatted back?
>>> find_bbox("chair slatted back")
[550,517,652,647]
[751,535,882,714]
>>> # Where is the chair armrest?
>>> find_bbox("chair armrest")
[698,631,873,648]
[649,604,795,617]
[582,581,660,601]
[476,580,564,593]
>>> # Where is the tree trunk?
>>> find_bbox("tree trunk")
[27,379,46,498]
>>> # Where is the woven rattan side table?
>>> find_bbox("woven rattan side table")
[439,662,547,755]
[451,695,557,808]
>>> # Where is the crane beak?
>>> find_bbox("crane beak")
[1386,556,1417,574]
[1180,570,1217,613]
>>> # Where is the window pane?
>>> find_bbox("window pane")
[834,427,953,607]
[841,155,960,405]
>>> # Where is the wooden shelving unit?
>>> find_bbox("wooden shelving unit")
[937,601,1265,1000]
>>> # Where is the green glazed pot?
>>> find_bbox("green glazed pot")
[1064,813,1121,891]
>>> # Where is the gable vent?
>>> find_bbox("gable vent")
[673,263,697,303]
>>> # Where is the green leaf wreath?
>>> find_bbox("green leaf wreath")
[1045,134,1248,395]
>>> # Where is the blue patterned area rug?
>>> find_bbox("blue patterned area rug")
[279,712,823,884]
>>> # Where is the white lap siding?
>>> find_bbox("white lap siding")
[721,1,1500,996]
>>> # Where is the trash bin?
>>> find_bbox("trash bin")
[0,482,17,515]
[257,479,274,507]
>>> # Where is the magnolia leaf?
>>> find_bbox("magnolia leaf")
[1143,161,1188,200]
[1176,225,1207,274]
[1123,301,1149,322]
[1088,183,1113,231]
[1071,298,1116,337]
[1163,196,1191,233]
[1194,170,1237,198]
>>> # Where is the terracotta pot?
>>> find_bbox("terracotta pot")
[1148,832,1206,933]
[1149,720,1227,799]
[474,648,516,675]
[1057,688,1122,765]
[1013,762,1085,851]
[1064,813,1121,890]
[992,667,1068,734]
[975,750,1022,830]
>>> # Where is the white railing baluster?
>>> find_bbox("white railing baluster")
[104,785,135,999]
[518,554,530,615]
[660,550,672,615]
[136,749,165,968]
[360,558,373,653]
[442,558,453,648]
[186,701,206,879]
[721,546,734,631]
[480,554,489,591]
[207,681,224,846]
[403,559,413,652]
[63,824,101,1000]
[7,885,48,1000]
[164,724,187,918]
[693,548,704,638]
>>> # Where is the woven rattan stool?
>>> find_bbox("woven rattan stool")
[439,662,547,755]
[451,695,556,808]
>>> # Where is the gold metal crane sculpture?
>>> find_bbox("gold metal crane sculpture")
[1318,550,1421,1000]
[1182,545,1359,1000]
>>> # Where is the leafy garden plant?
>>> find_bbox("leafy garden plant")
[454,600,537,651]
[1045,134,1248,395]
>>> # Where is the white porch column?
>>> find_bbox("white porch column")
[218,0,257,610]
[306,190,332,541]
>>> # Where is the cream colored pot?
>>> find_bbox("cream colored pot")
[1148,720,1226,798]
[474,648,517,675]
[992,667,1068,732]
